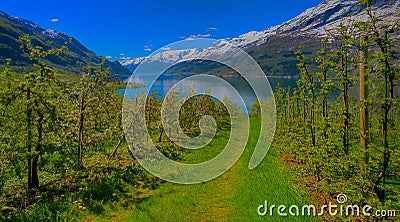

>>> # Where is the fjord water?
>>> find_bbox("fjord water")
[118,73,298,113]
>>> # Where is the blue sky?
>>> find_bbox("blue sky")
[0,0,322,59]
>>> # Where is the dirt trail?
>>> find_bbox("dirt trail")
[122,127,248,221]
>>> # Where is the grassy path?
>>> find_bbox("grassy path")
[109,119,314,221]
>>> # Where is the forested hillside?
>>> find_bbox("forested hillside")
[0,10,131,77]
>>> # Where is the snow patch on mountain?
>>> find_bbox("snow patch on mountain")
[42,29,59,38]
[123,0,400,70]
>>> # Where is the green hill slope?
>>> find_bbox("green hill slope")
[0,10,131,78]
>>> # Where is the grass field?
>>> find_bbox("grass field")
[89,118,314,221]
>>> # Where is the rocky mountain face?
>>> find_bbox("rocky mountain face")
[119,57,145,72]
[0,10,131,78]
[124,0,399,77]
[230,0,399,47]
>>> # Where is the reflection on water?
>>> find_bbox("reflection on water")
[118,73,400,115]
[117,73,299,113]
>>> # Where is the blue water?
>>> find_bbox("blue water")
[117,73,299,113]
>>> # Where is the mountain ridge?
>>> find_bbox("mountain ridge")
[0,10,131,78]
[122,0,399,77]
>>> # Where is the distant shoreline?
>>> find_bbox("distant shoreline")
[127,72,300,79]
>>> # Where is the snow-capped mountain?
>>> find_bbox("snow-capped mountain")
[221,0,398,48]
[124,0,399,75]
[0,10,65,38]
[271,0,399,37]
[120,57,145,71]
[0,10,41,31]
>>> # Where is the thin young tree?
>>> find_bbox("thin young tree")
[19,35,69,189]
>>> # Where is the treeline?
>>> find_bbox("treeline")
[270,0,399,218]
[0,35,123,191]
[0,34,236,219]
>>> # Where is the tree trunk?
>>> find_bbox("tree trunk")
[380,31,392,199]
[78,91,85,168]
[322,61,328,141]
[311,92,315,147]
[287,87,291,122]
[341,47,349,156]
[359,35,369,163]
[31,106,43,189]
[158,127,164,143]
[26,87,33,189]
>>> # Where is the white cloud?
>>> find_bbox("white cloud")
[199,34,210,38]
[50,18,59,23]
[105,56,112,59]
[161,47,171,51]
[183,33,211,40]
[119,53,131,60]
[144,45,152,51]
[206,27,217,31]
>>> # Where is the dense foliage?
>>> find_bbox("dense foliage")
[0,33,234,220]
[270,1,400,220]
[0,0,398,221]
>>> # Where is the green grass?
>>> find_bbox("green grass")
[228,119,314,221]
[2,117,315,221]
[104,118,315,221]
